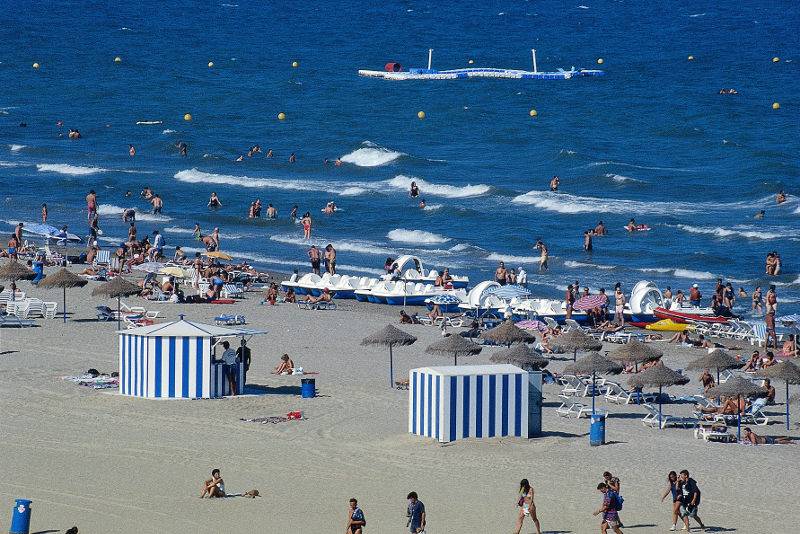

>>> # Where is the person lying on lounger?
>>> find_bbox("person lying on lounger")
[304,288,332,304]
[200,469,225,498]
[742,427,795,445]
[596,320,624,333]
[699,396,744,417]
[272,354,295,375]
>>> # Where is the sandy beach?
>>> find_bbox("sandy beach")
[0,274,797,534]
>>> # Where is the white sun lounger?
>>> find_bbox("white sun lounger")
[641,403,698,429]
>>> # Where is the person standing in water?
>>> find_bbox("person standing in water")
[535,240,549,271]
[776,190,787,204]
[192,223,202,241]
[289,152,297,163]
[410,181,420,198]
[129,144,136,157]
[86,189,97,222]
[41,203,48,224]
[325,244,337,275]
[308,245,321,275]
[549,175,560,192]
[584,230,593,252]
[151,194,163,214]
[302,212,312,240]
[267,204,277,219]
[290,205,298,221]
[513,479,542,534]
[208,192,222,209]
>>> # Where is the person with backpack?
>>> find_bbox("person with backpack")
[603,472,624,527]
[345,498,366,534]
[593,483,623,534]
[678,470,706,532]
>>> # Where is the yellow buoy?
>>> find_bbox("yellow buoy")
[468,59,474,65]
[32,62,40,69]
[529,109,538,117]
[688,55,695,61]
[772,56,780,63]
[208,61,214,68]
[772,102,780,110]
[114,56,122,64]
[291,61,299,68]
[184,113,192,121]
[277,112,286,121]
[596,58,604,65]
[417,111,426,120]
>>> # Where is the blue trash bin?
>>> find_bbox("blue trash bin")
[589,414,606,446]
[9,498,32,534]
[301,378,316,398]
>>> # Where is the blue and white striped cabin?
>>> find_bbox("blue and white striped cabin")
[409,365,541,443]
[118,319,263,399]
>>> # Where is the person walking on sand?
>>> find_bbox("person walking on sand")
[677,470,706,532]
[308,245,321,275]
[613,286,626,326]
[661,471,681,531]
[406,492,426,533]
[346,498,366,534]
[513,479,542,534]
[200,468,225,498]
[593,483,623,534]
[602,472,623,527]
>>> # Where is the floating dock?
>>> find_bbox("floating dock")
[358,49,604,80]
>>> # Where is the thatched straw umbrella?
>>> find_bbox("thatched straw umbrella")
[425,335,482,365]
[609,340,663,372]
[0,260,36,302]
[686,349,742,384]
[91,277,142,329]
[361,325,417,387]
[480,320,535,347]
[704,377,763,441]
[758,361,800,430]
[566,352,623,414]
[39,268,88,323]
[489,344,548,370]
[551,330,602,362]
[628,364,689,429]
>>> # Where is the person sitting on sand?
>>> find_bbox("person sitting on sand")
[263,283,278,305]
[283,288,296,303]
[161,276,175,295]
[304,288,332,304]
[200,469,225,498]
[668,330,690,344]
[742,427,795,445]
[400,310,418,324]
[780,334,798,358]
[699,369,715,393]
[272,354,294,375]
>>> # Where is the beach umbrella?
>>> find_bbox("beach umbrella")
[565,352,623,414]
[425,335,482,365]
[551,329,602,362]
[204,251,233,261]
[489,344,549,370]
[704,377,762,441]
[573,294,607,311]
[428,293,462,306]
[485,285,531,300]
[686,349,742,383]
[159,266,187,278]
[91,277,142,329]
[0,260,36,301]
[132,262,163,273]
[628,364,689,429]
[39,268,88,323]
[757,361,800,430]
[609,340,663,372]
[516,319,547,332]
[361,325,417,388]
[480,319,536,347]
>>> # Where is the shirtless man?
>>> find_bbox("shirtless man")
[549,175,559,192]
[151,194,163,214]
[594,221,606,235]
[266,203,277,219]
[86,190,97,222]
[308,245,321,275]
[535,240,548,271]
[742,427,794,445]
[776,190,787,204]
[325,244,337,275]
[127,222,137,244]
[495,262,508,285]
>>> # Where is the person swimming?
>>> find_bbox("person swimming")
[208,192,222,209]
[267,203,277,219]
[419,198,426,209]
[754,210,765,220]
[289,152,297,163]
[410,181,419,198]
[290,205,298,221]
[776,190,787,204]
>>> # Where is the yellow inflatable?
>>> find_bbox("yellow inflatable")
[646,319,689,332]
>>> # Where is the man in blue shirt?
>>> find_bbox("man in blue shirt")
[406,492,426,533]
[346,498,366,533]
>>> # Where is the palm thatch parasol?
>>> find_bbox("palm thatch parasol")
[361,325,417,387]
[705,377,763,441]
[609,340,663,372]
[92,277,142,329]
[551,329,602,362]
[425,335,482,365]
[489,344,548,370]
[480,320,536,347]
[758,361,800,430]
[686,349,742,383]
[39,268,88,323]
[628,364,689,429]
[0,260,36,303]
[565,352,623,414]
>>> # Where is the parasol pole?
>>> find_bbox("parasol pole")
[591,370,596,415]
[388,344,394,388]
[62,286,67,323]
[658,386,663,430]
[786,381,790,431]
[117,294,122,330]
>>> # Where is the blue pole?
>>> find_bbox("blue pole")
[591,371,596,415]
[786,381,790,431]
[658,386,663,430]
[737,395,742,442]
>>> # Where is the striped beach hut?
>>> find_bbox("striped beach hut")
[409,364,542,443]
[118,318,264,399]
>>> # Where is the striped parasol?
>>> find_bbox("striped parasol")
[485,285,531,300]
[428,293,463,306]
[573,294,607,311]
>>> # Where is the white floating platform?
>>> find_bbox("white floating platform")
[358,67,605,81]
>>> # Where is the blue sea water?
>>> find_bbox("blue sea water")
[1,1,798,310]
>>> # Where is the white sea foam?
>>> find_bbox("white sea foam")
[387,229,450,245]
[586,160,693,172]
[37,163,110,176]
[637,266,715,280]
[175,169,349,195]
[162,129,176,134]
[164,226,194,235]
[340,187,367,196]
[8,144,25,152]
[0,161,20,168]
[422,203,443,211]
[689,12,706,17]
[269,234,395,256]
[486,252,538,264]
[387,175,491,198]
[605,173,643,184]
[564,260,615,270]
[98,204,172,222]
[340,142,403,167]
[512,190,693,215]
[673,224,785,240]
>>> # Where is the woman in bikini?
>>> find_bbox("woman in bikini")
[513,479,542,534]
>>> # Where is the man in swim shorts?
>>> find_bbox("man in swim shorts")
[308,245,321,275]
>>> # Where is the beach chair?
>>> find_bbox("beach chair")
[297,300,337,310]
[94,249,111,267]
[749,322,767,347]
[544,317,560,331]
[641,403,698,429]
[43,301,58,319]
[694,422,735,442]
[556,402,592,419]
[0,315,35,328]
[579,376,607,397]
[603,381,658,405]
[565,319,589,333]
[434,315,465,328]
[558,375,583,398]
[96,306,115,321]
[221,283,244,299]
[710,398,770,427]
[214,314,246,326]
